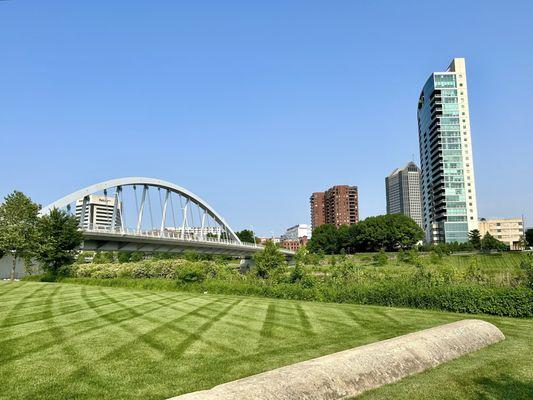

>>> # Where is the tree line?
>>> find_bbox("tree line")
[307,214,514,254]
[0,191,82,280]
[307,214,424,254]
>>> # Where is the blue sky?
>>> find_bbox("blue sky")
[1,0,532,236]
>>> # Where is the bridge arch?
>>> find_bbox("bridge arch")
[39,177,241,243]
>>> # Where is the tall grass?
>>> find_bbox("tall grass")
[28,252,532,317]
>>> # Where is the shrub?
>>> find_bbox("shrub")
[373,249,388,266]
[397,248,422,266]
[429,250,443,264]
[253,241,286,279]
[92,252,115,264]
[176,262,208,283]
[331,260,357,281]
[519,256,533,289]
[117,252,131,263]
[129,252,144,262]
[57,252,533,318]
[289,264,305,283]
[466,258,486,283]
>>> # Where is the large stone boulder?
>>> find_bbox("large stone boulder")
[169,319,504,400]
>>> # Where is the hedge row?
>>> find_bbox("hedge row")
[67,260,239,281]
[52,276,533,318]
[177,280,532,317]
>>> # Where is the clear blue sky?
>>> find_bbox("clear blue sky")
[1,1,532,236]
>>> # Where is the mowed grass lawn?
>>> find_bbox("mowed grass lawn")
[0,282,531,400]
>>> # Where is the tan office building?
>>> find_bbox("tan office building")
[478,217,525,250]
[385,162,424,229]
[75,195,122,229]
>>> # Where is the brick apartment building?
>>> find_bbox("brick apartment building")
[281,236,309,251]
[310,185,359,231]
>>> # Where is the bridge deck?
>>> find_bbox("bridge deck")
[81,228,295,258]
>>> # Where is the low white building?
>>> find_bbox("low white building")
[281,224,312,241]
[478,217,525,250]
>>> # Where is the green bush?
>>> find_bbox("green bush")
[289,264,305,283]
[57,274,533,318]
[175,262,208,283]
[519,256,533,289]
[373,250,388,266]
[53,253,533,318]
[253,241,286,279]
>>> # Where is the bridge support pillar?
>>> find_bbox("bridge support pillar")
[239,257,254,274]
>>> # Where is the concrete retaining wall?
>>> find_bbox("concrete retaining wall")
[0,255,26,279]
[169,319,504,400]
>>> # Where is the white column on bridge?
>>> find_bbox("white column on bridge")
[160,189,170,234]
[136,185,147,234]
[118,186,125,230]
[201,210,207,241]
[181,198,189,240]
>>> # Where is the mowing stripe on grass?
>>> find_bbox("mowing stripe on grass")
[0,281,29,297]
[1,282,531,400]
[0,291,201,364]
[28,298,237,398]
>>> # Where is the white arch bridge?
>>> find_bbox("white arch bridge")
[40,177,294,258]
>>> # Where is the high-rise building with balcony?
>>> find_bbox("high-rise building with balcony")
[385,162,423,228]
[310,192,326,230]
[417,58,478,243]
[310,185,359,230]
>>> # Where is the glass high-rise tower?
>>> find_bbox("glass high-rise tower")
[417,58,478,243]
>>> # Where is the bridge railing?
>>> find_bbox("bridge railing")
[82,224,262,249]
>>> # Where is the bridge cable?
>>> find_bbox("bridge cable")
[147,187,155,232]
[157,187,163,211]
[178,194,185,233]
[133,185,140,230]
[169,192,177,230]
[196,203,203,239]
[157,188,164,233]
[189,200,195,233]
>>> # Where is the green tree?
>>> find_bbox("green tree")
[307,224,339,254]
[235,229,256,244]
[336,224,353,254]
[293,245,309,266]
[525,228,533,248]
[352,214,424,252]
[481,232,508,251]
[0,191,40,280]
[253,241,285,278]
[34,208,83,276]
[468,229,481,250]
